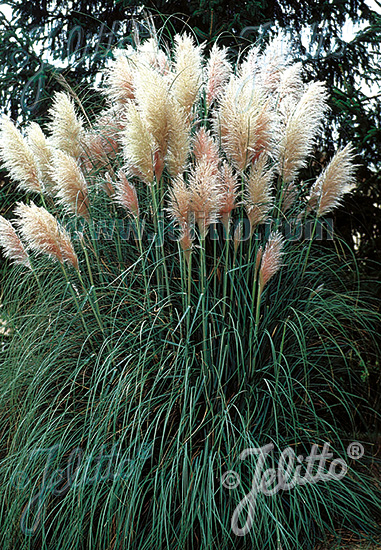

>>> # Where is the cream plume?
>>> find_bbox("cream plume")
[171,33,203,117]
[48,92,84,158]
[240,38,289,95]
[165,99,190,177]
[0,216,31,268]
[113,170,139,218]
[277,63,304,106]
[193,128,220,173]
[239,45,261,80]
[14,202,79,269]
[259,231,285,289]
[0,116,41,193]
[244,154,274,231]
[280,182,298,213]
[219,162,239,232]
[51,150,89,219]
[80,131,113,173]
[26,122,55,193]
[137,38,171,75]
[308,144,356,216]
[81,109,123,173]
[205,44,232,107]
[103,51,135,105]
[188,159,221,238]
[213,75,273,171]
[122,102,156,184]
[133,65,170,178]
[167,174,194,260]
[254,37,290,95]
[276,81,329,183]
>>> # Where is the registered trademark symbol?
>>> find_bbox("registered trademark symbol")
[347,441,364,460]
[221,470,240,490]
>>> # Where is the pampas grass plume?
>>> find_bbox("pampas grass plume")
[0,216,31,268]
[14,202,79,269]
[26,122,56,193]
[0,116,41,193]
[48,91,84,158]
[188,159,221,239]
[122,102,156,184]
[192,128,220,172]
[51,150,89,219]
[113,170,139,218]
[308,144,357,216]
[103,51,135,105]
[205,44,232,107]
[213,75,273,171]
[167,174,194,260]
[276,81,329,183]
[244,154,274,232]
[172,33,203,117]
[259,231,285,288]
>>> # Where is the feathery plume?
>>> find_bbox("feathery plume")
[48,92,84,158]
[51,150,89,219]
[171,33,203,117]
[240,38,290,96]
[276,81,329,183]
[277,63,304,107]
[213,75,273,171]
[133,65,171,177]
[14,202,79,269]
[239,45,261,80]
[219,162,239,233]
[167,174,194,260]
[308,144,357,216]
[165,99,190,177]
[205,44,232,107]
[280,182,298,213]
[102,51,135,105]
[0,216,31,268]
[259,231,285,288]
[26,122,56,193]
[138,37,171,75]
[244,154,274,232]
[0,116,41,193]
[193,128,220,173]
[254,37,290,95]
[80,108,123,173]
[122,102,156,184]
[188,159,221,238]
[80,131,112,173]
[113,170,139,218]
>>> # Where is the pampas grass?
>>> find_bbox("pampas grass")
[0,215,31,268]
[14,202,78,269]
[308,143,357,216]
[0,29,379,550]
[48,91,84,158]
[0,116,41,193]
[51,149,89,219]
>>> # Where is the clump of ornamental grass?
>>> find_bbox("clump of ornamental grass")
[0,30,380,550]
